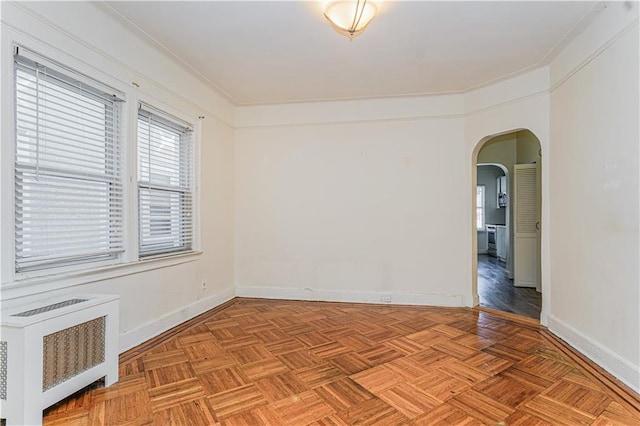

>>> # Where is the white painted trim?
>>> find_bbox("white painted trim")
[1,251,203,302]
[234,89,552,129]
[472,294,480,307]
[548,314,640,393]
[549,2,639,90]
[235,286,464,307]
[235,96,464,129]
[539,306,548,328]
[118,287,235,352]
[95,2,236,106]
[192,118,203,253]
[2,1,235,127]
[465,67,550,114]
[550,19,639,93]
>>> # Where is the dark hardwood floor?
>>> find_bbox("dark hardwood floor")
[477,254,541,319]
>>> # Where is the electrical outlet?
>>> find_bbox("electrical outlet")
[381,295,391,303]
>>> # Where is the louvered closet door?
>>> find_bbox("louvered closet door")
[514,164,538,288]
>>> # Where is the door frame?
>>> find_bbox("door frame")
[471,129,545,322]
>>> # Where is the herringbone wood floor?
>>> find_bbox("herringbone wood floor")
[44,298,640,425]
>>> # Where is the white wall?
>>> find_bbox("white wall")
[235,65,553,311]
[0,2,236,351]
[548,3,639,391]
[235,108,470,306]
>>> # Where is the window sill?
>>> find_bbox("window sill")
[1,251,203,301]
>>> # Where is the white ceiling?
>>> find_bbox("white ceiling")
[104,1,598,105]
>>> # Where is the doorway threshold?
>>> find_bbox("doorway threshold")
[474,305,540,328]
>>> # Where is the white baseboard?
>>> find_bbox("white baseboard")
[235,286,464,307]
[119,287,235,352]
[472,294,480,307]
[548,314,640,393]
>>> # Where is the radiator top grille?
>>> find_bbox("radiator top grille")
[12,298,89,317]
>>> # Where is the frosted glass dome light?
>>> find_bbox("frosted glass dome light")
[323,0,378,40]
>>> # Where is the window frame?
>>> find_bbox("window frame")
[476,184,486,231]
[1,41,202,292]
[136,103,195,259]
[12,47,126,278]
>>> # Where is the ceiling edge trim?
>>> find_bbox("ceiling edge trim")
[550,18,639,94]
[7,1,236,129]
[95,1,238,106]
[234,90,549,130]
[537,2,607,66]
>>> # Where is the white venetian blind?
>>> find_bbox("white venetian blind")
[137,104,193,257]
[14,48,124,272]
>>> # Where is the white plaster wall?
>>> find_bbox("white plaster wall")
[0,2,235,351]
[548,3,639,391]
[234,66,552,312]
[235,115,470,306]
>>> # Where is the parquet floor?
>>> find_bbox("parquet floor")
[43,298,640,425]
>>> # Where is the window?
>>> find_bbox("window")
[137,104,193,257]
[14,48,124,273]
[476,185,485,230]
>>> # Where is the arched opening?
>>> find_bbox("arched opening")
[471,130,542,319]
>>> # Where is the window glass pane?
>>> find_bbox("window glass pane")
[137,117,182,187]
[476,186,484,229]
[139,188,185,251]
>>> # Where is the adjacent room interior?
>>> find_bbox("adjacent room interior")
[0,1,638,425]
[476,131,542,319]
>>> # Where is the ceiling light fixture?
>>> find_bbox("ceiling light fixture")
[323,0,378,40]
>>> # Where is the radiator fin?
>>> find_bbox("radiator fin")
[0,341,7,400]
[12,298,89,317]
[42,316,106,391]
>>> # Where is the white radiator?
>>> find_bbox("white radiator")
[0,293,119,426]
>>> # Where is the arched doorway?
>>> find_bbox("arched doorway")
[472,130,542,319]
